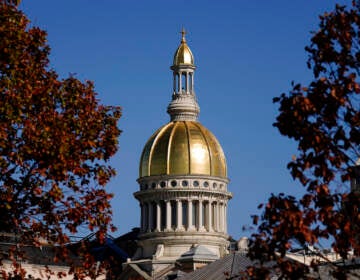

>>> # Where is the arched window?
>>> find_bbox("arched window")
[199,201,206,227]
[140,204,144,230]
[181,73,186,92]
[144,203,149,231]
[152,202,157,231]
[203,201,209,230]
[192,201,198,228]
[182,201,188,226]
[171,200,177,228]
[160,201,166,230]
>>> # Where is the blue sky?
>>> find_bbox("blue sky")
[21,1,349,239]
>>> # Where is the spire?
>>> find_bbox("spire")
[181,27,186,43]
[167,30,200,121]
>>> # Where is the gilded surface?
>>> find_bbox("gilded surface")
[139,121,227,178]
[173,30,194,66]
[169,122,189,174]
[173,43,194,65]
[188,122,210,174]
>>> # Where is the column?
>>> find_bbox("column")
[217,202,221,233]
[188,73,192,93]
[222,203,226,232]
[207,200,213,232]
[198,200,204,231]
[213,202,218,232]
[148,202,153,232]
[156,202,161,232]
[216,202,219,231]
[191,72,194,92]
[220,203,224,233]
[187,199,193,230]
[176,200,183,231]
[166,200,171,231]
[140,203,144,232]
[224,203,228,233]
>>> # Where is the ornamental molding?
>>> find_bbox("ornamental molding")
[138,174,229,184]
[139,230,229,240]
[134,189,232,202]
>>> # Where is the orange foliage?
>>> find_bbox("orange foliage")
[0,1,121,279]
[249,2,360,279]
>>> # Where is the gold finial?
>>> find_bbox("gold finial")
[173,27,194,66]
[180,27,186,43]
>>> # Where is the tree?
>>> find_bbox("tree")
[0,0,121,278]
[248,1,360,279]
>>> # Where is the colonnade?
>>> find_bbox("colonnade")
[173,71,194,94]
[140,199,227,234]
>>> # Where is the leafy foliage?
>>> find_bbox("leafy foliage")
[0,0,121,278]
[249,2,360,279]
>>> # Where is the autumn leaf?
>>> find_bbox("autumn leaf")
[248,2,360,279]
[0,1,122,279]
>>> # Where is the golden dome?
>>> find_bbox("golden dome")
[139,121,227,178]
[173,30,194,66]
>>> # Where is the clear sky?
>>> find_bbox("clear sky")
[21,1,349,239]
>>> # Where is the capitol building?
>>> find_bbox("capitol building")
[1,29,357,280]
[120,30,233,279]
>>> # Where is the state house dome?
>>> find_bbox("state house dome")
[127,30,232,277]
[139,121,227,178]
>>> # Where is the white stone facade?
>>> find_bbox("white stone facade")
[136,176,230,235]
[134,175,231,261]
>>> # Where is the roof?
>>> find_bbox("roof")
[178,252,264,280]
[173,30,194,66]
[139,121,227,178]
[179,251,360,280]
[0,238,68,266]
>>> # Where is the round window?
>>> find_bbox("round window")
[203,181,209,187]
[182,180,188,187]
[151,182,156,189]
[193,181,199,187]
[160,181,166,188]
[171,180,177,187]
[213,183,217,188]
